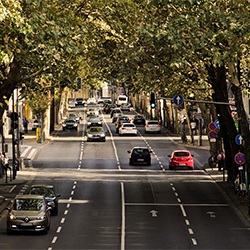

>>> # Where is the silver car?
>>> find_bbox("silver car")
[145,120,161,133]
[86,126,106,142]
[6,194,51,234]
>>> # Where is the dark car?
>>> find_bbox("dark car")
[127,147,152,166]
[87,117,102,128]
[62,119,78,131]
[86,126,106,142]
[6,194,51,234]
[110,108,122,118]
[132,115,145,126]
[75,98,85,107]
[28,185,61,215]
[104,104,116,114]
[115,116,130,132]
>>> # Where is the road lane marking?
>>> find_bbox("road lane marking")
[188,228,194,234]
[52,237,57,243]
[185,219,190,225]
[21,146,31,157]
[64,210,68,215]
[180,205,187,217]
[121,182,125,250]
[57,226,62,233]
[27,148,37,160]
[9,185,17,193]
[192,238,198,245]
[60,218,65,223]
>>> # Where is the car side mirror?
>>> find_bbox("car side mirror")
[127,151,131,153]
[191,154,194,157]
[57,194,61,198]
[167,155,171,157]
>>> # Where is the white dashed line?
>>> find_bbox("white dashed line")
[56,226,62,233]
[60,218,65,223]
[51,237,57,243]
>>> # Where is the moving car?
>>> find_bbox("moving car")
[145,120,161,133]
[168,150,194,170]
[119,123,137,136]
[117,95,128,106]
[127,147,152,166]
[132,115,145,126]
[62,119,78,131]
[86,126,106,142]
[32,119,41,131]
[104,104,116,114]
[6,194,51,234]
[110,108,122,118]
[68,113,81,123]
[75,98,85,107]
[86,107,99,117]
[87,98,97,105]
[115,116,130,132]
[87,117,102,128]
[120,103,132,112]
[28,185,60,215]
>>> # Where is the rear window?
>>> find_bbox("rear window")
[174,152,190,157]
[124,124,135,127]
[118,97,127,101]
[148,121,159,125]
[133,149,149,155]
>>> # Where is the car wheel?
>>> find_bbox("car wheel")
[119,133,122,136]
[129,160,132,165]
[7,229,13,235]
[147,161,151,166]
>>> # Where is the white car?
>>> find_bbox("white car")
[86,108,99,117]
[119,123,137,136]
[87,98,97,105]
[32,119,41,131]
[145,120,161,133]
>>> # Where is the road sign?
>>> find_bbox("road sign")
[214,120,220,128]
[208,130,217,139]
[234,152,246,165]
[208,122,216,131]
[235,134,244,146]
[173,95,184,105]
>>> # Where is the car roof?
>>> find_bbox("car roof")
[132,146,149,150]
[172,150,191,153]
[30,185,54,189]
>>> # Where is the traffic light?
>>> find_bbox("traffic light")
[20,131,25,140]
[76,77,82,89]
[11,112,18,129]
[150,93,155,109]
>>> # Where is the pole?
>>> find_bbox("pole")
[11,93,14,181]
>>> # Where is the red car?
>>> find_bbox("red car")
[168,150,194,170]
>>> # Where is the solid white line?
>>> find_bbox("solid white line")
[180,204,187,217]
[9,185,17,193]
[57,226,62,233]
[121,182,125,250]
[52,237,57,243]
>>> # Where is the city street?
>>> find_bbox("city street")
[0,108,250,249]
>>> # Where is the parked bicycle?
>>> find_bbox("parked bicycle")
[208,152,217,168]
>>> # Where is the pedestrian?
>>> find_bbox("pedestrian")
[0,152,3,177]
[3,153,10,173]
[23,117,29,133]
[217,150,225,172]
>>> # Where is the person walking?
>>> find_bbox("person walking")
[23,117,29,133]
[217,150,225,173]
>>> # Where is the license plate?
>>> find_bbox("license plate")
[178,163,186,166]
[20,223,33,226]
[137,159,144,161]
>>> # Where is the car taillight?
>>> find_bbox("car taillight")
[128,120,130,122]
[146,125,149,127]
[157,125,160,127]
[133,128,136,130]
[122,128,126,130]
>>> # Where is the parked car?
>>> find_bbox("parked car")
[75,98,85,107]
[132,115,145,126]
[127,147,152,166]
[32,119,41,131]
[87,117,102,128]
[62,119,78,131]
[86,126,106,142]
[168,150,194,170]
[119,123,137,136]
[145,120,161,133]
[6,194,51,234]
[28,185,60,215]
[86,107,99,117]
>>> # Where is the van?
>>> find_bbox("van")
[117,95,128,106]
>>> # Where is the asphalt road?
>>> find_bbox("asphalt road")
[0,107,250,249]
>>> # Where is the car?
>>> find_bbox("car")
[120,103,132,112]
[132,115,145,126]
[112,113,123,123]
[115,116,130,132]
[127,147,152,166]
[87,98,97,105]
[119,123,137,136]
[97,99,105,107]
[110,108,122,118]
[75,98,85,107]
[6,194,51,234]
[32,119,41,131]
[145,120,161,133]
[87,117,102,128]
[68,113,81,123]
[168,150,194,170]
[28,185,61,215]
[86,107,99,117]
[104,104,116,114]
[62,119,78,131]
[86,126,106,142]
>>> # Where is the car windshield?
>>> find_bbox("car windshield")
[29,187,55,197]
[174,152,190,157]
[89,118,100,122]
[135,116,143,119]
[65,119,75,123]
[89,127,103,133]
[12,198,45,211]
[133,149,149,155]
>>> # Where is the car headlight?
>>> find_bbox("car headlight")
[88,134,93,138]
[47,201,55,207]
[98,122,102,125]
[74,123,77,127]
[37,214,46,220]
[101,133,105,137]
[87,122,91,125]
[9,213,16,220]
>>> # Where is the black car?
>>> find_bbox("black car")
[62,119,78,131]
[132,115,145,126]
[104,104,116,114]
[28,185,61,215]
[127,147,152,166]
[75,98,85,107]
[87,117,102,128]
[115,116,130,132]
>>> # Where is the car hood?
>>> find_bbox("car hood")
[10,210,45,218]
